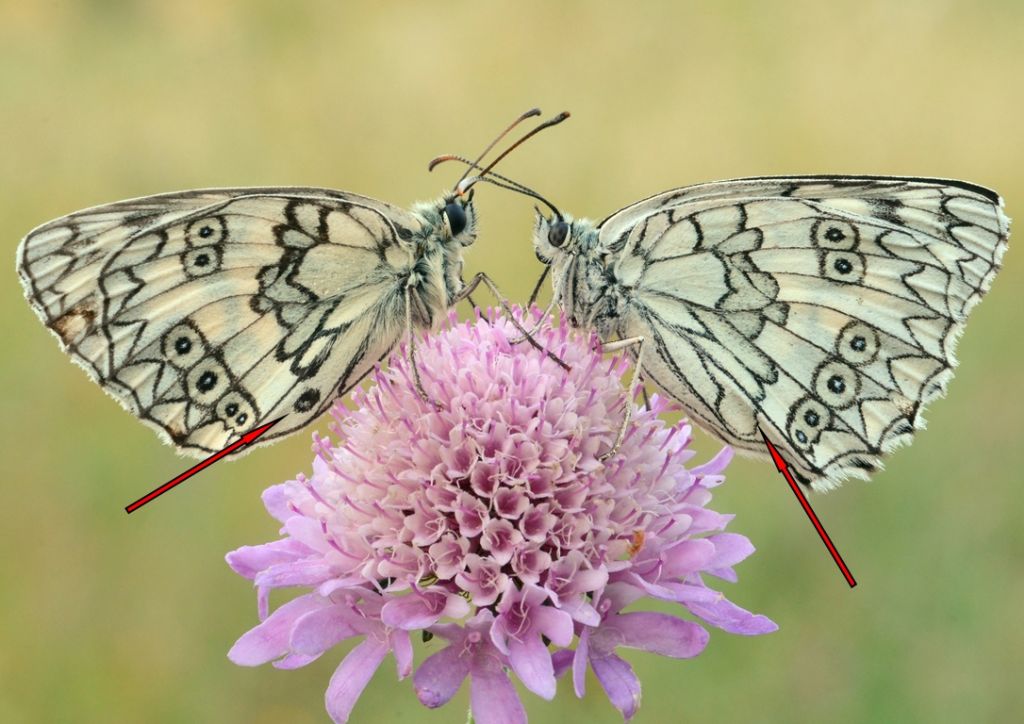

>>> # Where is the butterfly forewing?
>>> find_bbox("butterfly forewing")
[547,176,1008,490]
[18,187,460,457]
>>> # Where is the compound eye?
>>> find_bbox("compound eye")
[444,202,467,237]
[548,220,569,248]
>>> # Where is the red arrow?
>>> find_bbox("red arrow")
[125,417,285,514]
[759,428,857,588]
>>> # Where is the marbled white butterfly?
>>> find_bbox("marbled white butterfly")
[527,175,1009,490]
[16,109,567,457]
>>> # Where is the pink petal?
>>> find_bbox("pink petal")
[507,633,557,700]
[325,638,390,723]
[685,597,778,635]
[272,652,320,669]
[688,445,734,477]
[661,539,716,577]
[284,515,331,553]
[225,539,311,578]
[684,507,735,534]
[672,582,730,605]
[573,628,590,697]
[228,593,324,666]
[425,622,465,643]
[391,630,414,678]
[443,594,471,619]
[290,605,358,656]
[602,582,647,613]
[555,595,601,626]
[572,566,610,593]
[706,566,739,582]
[254,558,336,588]
[604,612,709,658]
[591,653,641,721]
[706,533,756,568]
[531,605,575,647]
[470,667,528,724]
[257,586,269,621]
[620,571,687,602]
[261,483,295,522]
[551,649,574,678]
[380,593,443,630]
[414,644,470,708]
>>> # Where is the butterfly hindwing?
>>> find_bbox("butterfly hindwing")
[571,176,1007,490]
[18,187,432,456]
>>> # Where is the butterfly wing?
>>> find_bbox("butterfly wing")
[596,176,1009,490]
[18,187,424,456]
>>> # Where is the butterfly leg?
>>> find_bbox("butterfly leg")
[507,296,558,345]
[454,272,570,371]
[404,284,443,410]
[596,335,646,461]
[527,267,550,307]
[505,267,556,344]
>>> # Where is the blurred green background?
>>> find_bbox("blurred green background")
[2,1,1022,722]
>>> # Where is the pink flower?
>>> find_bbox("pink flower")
[491,583,574,699]
[227,308,776,722]
[414,611,527,724]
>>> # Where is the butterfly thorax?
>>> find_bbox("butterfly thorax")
[536,216,622,336]
[407,198,478,327]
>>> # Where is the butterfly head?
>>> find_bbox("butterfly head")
[532,210,589,264]
[436,190,478,247]
[426,108,572,253]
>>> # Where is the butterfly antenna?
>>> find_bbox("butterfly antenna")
[433,108,542,192]
[429,154,564,219]
[479,176,563,218]
[459,111,570,196]
[428,154,537,195]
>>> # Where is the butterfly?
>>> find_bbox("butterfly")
[528,176,1009,490]
[16,109,568,458]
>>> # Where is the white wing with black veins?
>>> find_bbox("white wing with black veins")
[18,187,425,456]
[598,176,1008,490]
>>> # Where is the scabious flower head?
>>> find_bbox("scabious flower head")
[227,307,776,722]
